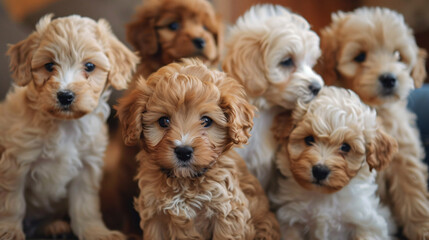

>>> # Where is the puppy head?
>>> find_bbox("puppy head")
[278,86,397,193]
[117,59,254,178]
[7,14,138,119]
[127,0,222,68]
[223,4,323,109]
[319,7,427,107]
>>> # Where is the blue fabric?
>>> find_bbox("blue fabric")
[407,84,429,185]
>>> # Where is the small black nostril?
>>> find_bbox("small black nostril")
[57,90,75,106]
[312,164,330,181]
[192,38,206,50]
[309,82,322,96]
[378,73,397,89]
[174,146,194,162]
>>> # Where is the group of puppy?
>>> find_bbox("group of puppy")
[0,0,428,239]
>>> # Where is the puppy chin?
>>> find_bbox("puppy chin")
[46,105,89,119]
[163,161,215,178]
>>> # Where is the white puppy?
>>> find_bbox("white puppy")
[223,4,324,189]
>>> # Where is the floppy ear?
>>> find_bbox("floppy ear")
[7,33,39,86]
[97,19,138,90]
[116,78,149,146]
[411,48,427,88]
[366,129,398,171]
[272,111,294,142]
[126,7,158,57]
[222,36,267,97]
[217,75,255,150]
[317,26,339,86]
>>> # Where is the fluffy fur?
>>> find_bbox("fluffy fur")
[270,86,398,239]
[222,4,324,189]
[127,0,223,78]
[117,59,279,240]
[0,14,138,239]
[317,7,429,239]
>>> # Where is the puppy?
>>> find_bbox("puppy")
[317,7,429,239]
[270,86,397,239]
[0,14,138,239]
[222,4,324,189]
[117,59,280,240]
[127,0,223,78]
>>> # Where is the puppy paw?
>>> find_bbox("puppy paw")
[0,225,25,240]
[43,220,71,237]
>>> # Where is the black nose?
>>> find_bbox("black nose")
[174,146,193,162]
[192,38,205,50]
[57,90,75,106]
[312,164,330,181]
[379,73,397,89]
[308,82,322,96]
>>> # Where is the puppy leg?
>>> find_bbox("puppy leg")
[167,216,203,240]
[380,154,429,240]
[0,152,26,240]
[68,163,125,240]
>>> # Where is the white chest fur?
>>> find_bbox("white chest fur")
[235,106,281,189]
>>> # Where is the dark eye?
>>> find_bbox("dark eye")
[304,136,315,146]
[158,116,170,128]
[84,62,96,72]
[168,22,180,31]
[44,62,54,72]
[354,52,366,63]
[201,116,213,128]
[340,143,351,153]
[203,25,208,31]
[280,57,294,67]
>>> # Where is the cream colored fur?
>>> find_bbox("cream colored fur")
[223,4,324,190]
[318,7,429,239]
[0,14,137,239]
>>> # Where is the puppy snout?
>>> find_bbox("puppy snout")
[308,82,322,96]
[57,90,75,106]
[378,73,397,90]
[312,164,330,181]
[174,146,193,162]
[192,38,206,50]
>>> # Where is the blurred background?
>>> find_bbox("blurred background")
[1,0,428,101]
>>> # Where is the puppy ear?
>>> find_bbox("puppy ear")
[317,26,339,86]
[217,75,255,149]
[126,8,158,56]
[411,48,427,88]
[272,111,294,142]
[7,34,38,86]
[7,14,52,86]
[98,19,138,90]
[116,78,148,146]
[222,37,267,97]
[366,129,398,171]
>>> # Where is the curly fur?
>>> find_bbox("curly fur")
[0,14,137,239]
[270,86,398,239]
[117,59,279,239]
[127,0,223,78]
[222,4,324,190]
[317,7,429,239]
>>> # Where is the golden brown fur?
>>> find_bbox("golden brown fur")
[127,0,223,78]
[1,14,137,239]
[317,7,429,239]
[117,59,279,239]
